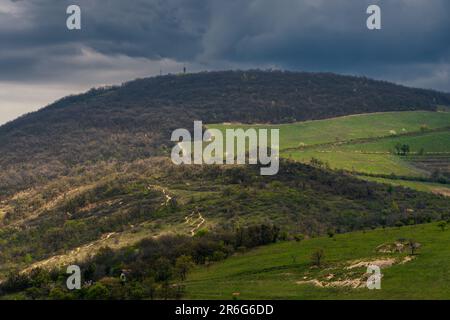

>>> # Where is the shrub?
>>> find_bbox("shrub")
[311,249,325,267]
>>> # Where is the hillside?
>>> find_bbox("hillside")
[209,111,450,193]
[2,71,450,195]
[210,111,450,149]
[185,222,450,299]
[1,159,448,278]
[0,71,449,300]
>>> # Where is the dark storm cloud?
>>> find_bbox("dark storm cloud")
[0,0,208,80]
[1,0,450,88]
[199,0,450,78]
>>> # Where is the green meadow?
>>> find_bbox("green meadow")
[358,176,450,194]
[209,111,450,149]
[185,222,450,299]
[208,111,450,192]
[339,130,450,154]
[282,149,424,176]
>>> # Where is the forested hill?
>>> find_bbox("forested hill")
[1,70,449,192]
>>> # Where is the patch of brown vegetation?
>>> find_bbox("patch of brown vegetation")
[432,188,450,197]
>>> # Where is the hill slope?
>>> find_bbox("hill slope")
[2,70,450,194]
[1,71,449,299]
[0,159,448,277]
[210,111,450,150]
[185,222,450,299]
[209,111,450,192]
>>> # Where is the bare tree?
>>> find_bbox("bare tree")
[311,249,324,267]
[407,239,421,255]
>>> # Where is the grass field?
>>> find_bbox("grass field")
[282,149,425,176]
[339,130,450,154]
[208,111,450,192]
[209,111,450,149]
[185,222,450,299]
[358,176,450,195]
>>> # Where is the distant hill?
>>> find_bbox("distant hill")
[1,70,450,193]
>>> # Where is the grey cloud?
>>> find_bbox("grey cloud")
[0,0,449,114]
[201,0,450,68]
[2,0,450,79]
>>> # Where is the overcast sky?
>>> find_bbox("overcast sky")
[1,0,449,124]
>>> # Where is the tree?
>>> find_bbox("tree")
[85,282,110,300]
[49,287,74,300]
[395,220,404,228]
[142,277,157,300]
[175,255,195,281]
[394,143,402,155]
[310,157,325,168]
[407,239,421,255]
[126,282,147,300]
[391,200,400,213]
[155,257,173,282]
[2,272,30,293]
[437,221,447,231]
[327,229,335,238]
[25,287,46,300]
[420,124,428,133]
[400,144,410,156]
[291,254,297,264]
[311,249,324,267]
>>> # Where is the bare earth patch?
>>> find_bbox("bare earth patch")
[346,258,396,270]
[296,256,414,289]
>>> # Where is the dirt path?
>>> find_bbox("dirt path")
[162,189,172,205]
[184,210,205,236]
[17,185,172,275]
[147,185,172,206]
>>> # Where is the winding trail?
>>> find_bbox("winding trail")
[184,210,205,236]
[162,189,172,205]
[147,185,172,206]
[15,186,174,277]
